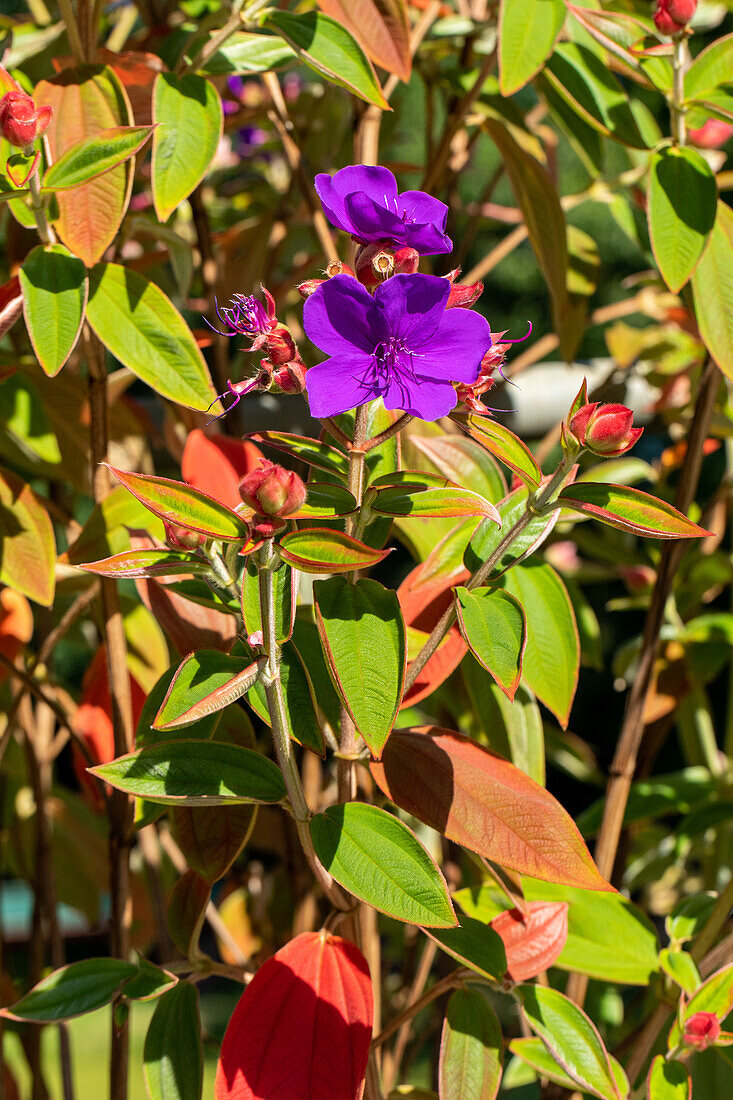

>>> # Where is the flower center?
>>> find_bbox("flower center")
[359,337,421,404]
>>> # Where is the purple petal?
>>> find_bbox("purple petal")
[305,353,375,418]
[396,190,449,231]
[314,166,398,236]
[344,192,406,244]
[303,274,384,356]
[404,222,453,255]
[413,309,492,383]
[374,274,449,345]
[383,375,458,420]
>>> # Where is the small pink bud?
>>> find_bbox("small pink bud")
[654,0,695,35]
[266,322,297,366]
[0,90,52,148]
[568,402,643,456]
[392,246,419,275]
[683,1012,721,1051]
[239,461,306,519]
[667,0,697,22]
[163,521,206,551]
[297,278,326,299]
[246,630,264,648]
[271,358,307,394]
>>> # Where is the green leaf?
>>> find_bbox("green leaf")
[242,557,295,644]
[510,1038,628,1098]
[43,125,152,191]
[154,650,259,730]
[522,878,660,985]
[648,1056,691,1100]
[498,0,566,96]
[666,893,717,945]
[79,548,212,579]
[455,586,527,701]
[451,413,541,491]
[371,484,501,523]
[463,664,545,784]
[247,640,325,755]
[483,118,567,336]
[310,802,457,927]
[254,431,349,478]
[0,372,61,467]
[90,740,287,806]
[108,466,249,541]
[517,984,625,1100]
[19,244,88,377]
[659,948,700,995]
[439,989,503,1100]
[648,147,717,293]
[0,466,55,606]
[692,200,733,380]
[558,482,711,540]
[198,31,296,75]
[498,562,579,728]
[313,577,406,757]
[685,33,733,101]
[85,262,220,413]
[317,0,412,82]
[119,959,177,1002]
[406,432,507,503]
[0,959,137,1022]
[152,73,222,222]
[263,10,388,108]
[167,870,210,961]
[425,916,507,981]
[279,528,392,573]
[143,982,203,1100]
[293,483,358,519]
[545,42,647,148]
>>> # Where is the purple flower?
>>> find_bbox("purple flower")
[303,274,492,420]
[314,166,452,256]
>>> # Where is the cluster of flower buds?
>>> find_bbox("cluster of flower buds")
[163,522,207,552]
[209,287,306,417]
[239,461,306,537]
[682,1012,722,1051]
[567,398,643,457]
[354,242,419,288]
[653,0,696,36]
[0,90,52,149]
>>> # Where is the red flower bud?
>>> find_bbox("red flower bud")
[568,402,643,456]
[688,119,733,149]
[297,278,326,299]
[654,0,696,35]
[297,262,355,300]
[354,244,419,288]
[683,1012,721,1051]
[393,246,419,275]
[0,90,52,149]
[446,277,484,309]
[239,461,306,519]
[271,358,307,394]
[266,322,297,366]
[164,521,207,552]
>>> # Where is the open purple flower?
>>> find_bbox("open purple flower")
[314,166,452,256]
[303,273,492,420]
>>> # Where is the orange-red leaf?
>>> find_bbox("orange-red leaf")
[0,588,33,680]
[370,727,613,892]
[215,932,373,1100]
[398,561,469,707]
[181,430,266,511]
[35,67,134,267]
[491,901,569,981]
[316,0,411,81]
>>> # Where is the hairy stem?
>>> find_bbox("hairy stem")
[671,34,690,147]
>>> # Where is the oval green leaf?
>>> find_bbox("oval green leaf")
[279,528,391,574]
[155,650,259,730]
[692,200,733,380]
[90,740,287,806]
[314,577,406,757]
[452,412,541,491]
[264,10,388,108]
[143,982,204,1100]
[292,483,358,519]
[108,467,249,540]
[648,1056,691,1100]
[517,984,624,1100]
[79,548,212,579]
[498,561,579,728]
[510,1038,628,1098]
[0,959,137,1022]
[198,31,297,75]
[253,431,350,477]
[152,73,223,222]
[648,147,717,293]
[425,915,507,982]
[455,586,527,701]
[371,485,501,523]
[19,244,88,377]
[558,482,711,540]
[86,262,220,412]
[43,125,152,192]
[499,0,566,96]
[439,989,503,1100]
[310,802,457,927]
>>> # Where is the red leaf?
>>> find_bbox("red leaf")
[95,49,167,127]
[370,727,613,892]
[398,562,469,707]
[73,645,146,810]
[215,932,373,1100]
[316,0,411,81]
[0,588,33,680]
[491,901,569,981]
[182,430,266,511]
[0,276,22,341]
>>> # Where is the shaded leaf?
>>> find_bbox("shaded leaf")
[648,1056,691,1100]
[247,640,325,755]
[143,981,203,1100]
[155,650,259,730]
[279,528,391,573]
[439,989,503,1100]
[19,244,87,377]
[692,200,733,379]
[455,586,527,701]
[490,901,568,981]
[171,803,256,884]
[1,959,137,1022]
[152,73,223,222]
[424,916,506,982]
[649,147,717,293]
[0,466,55,606]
